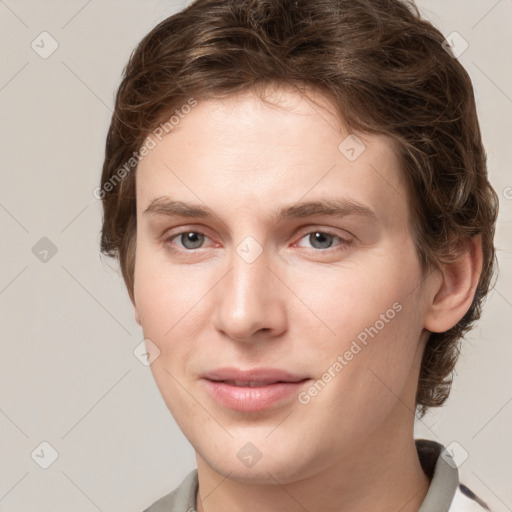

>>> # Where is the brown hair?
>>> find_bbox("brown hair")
[99,0,499,416]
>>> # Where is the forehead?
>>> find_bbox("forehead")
[135,86,408,227]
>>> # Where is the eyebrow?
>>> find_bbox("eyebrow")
[143,196,376,223]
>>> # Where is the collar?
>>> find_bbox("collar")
[416,439,459,512]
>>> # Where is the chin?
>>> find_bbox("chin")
[205,458,303,485]
[198,440,325,485]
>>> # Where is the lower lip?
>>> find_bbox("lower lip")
[202,379,310,412]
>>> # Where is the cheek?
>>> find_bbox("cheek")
[325,260,424,410]
[289,243,426,401]
[133,244,218,361]
[133,249,209,418]
[293,255,420,343]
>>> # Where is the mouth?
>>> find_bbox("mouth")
[211,379,309,387]
[202,367,309,384]
[200,368,311,412]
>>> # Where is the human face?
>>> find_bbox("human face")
[133,85,432,484]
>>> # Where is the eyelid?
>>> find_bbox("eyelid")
[293,225,353,243]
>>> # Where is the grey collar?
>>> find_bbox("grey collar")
[417,439,459,512]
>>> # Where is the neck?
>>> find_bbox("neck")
[195,410,430,512]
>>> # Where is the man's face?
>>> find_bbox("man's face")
[133,86,434,483]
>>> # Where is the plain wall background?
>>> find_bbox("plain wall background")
[0,1,510,511]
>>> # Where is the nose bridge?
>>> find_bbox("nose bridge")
[214,237,284,341]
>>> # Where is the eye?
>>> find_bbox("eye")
[167,231,211,250]
[295,230,351,251]
[164,228,352,254]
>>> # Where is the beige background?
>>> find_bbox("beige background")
[0,1,510,511]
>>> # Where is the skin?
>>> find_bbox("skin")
[132,84,482,512]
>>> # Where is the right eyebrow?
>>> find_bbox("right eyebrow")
[143,197,213,218]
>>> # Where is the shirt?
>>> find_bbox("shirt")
[142,439,491,512]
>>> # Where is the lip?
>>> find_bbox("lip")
[201,367,310,412]
[202,367,308,384]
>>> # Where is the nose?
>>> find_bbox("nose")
[212,244,287,343]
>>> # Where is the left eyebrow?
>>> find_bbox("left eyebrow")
[143,196,376,222]
[276,198,376,222]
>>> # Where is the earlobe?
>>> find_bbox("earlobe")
[424,235,483,333]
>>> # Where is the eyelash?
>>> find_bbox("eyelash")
[163,228,353,254]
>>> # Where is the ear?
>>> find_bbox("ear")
[424,235,483,333]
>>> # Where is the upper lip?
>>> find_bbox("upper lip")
[202,367,309,384]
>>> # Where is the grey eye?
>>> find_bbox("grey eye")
[179,232,205,250]
[308,232,336,249]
